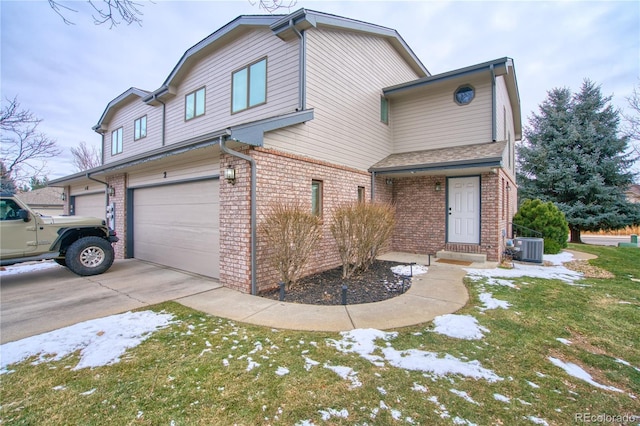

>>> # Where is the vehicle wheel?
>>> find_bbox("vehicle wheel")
[54,258,67,266]
[65,236,115,276]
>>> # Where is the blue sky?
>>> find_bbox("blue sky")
[1,1,638,180]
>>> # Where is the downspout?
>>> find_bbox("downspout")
[86,172,109,219]
[290,20,306,111]
[153,94,167,146]
[220,136,257,296]
[490,64,497,142]
[371,171,376,201]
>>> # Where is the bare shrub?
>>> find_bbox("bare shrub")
[331,202,395,279]
[259,202,322,289]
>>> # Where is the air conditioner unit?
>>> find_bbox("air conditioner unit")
[514,237,544,263]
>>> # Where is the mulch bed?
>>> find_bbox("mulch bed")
[259,260,412,305]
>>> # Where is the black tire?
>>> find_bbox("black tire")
[65,236,115,276]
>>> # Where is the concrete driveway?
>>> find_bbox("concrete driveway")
[0,259,221,344]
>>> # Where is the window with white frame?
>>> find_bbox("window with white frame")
[185,87,206,121]
[232,58,267,113]
[134,115,147,140]
[111,127,123,155]
[311,180,323,217]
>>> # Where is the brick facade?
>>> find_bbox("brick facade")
[106,173,127,259]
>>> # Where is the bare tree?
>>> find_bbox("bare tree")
[623,81,640,156]
[251,0,297,13]
[70,141,102,171]
[48,0,144,27]
[0,97,61,187]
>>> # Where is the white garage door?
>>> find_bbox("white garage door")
[74,193,105,219]
[133,179,219,278]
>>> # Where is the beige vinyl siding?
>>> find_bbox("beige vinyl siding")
[391,75,492,153]
[127,148,220,188]
[496,76,516,176]
[163,28,299,146]
[103,99,162,164]
[264,28,421,171]
[69,183,105,196]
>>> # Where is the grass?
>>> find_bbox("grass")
[1,244,639,425]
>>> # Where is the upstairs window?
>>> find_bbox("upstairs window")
[185,87,206,121]
[232,58,267,113]
[134,115,147,140]
[380,97,389,124]
[111,127,123,155]
[311,180,323,217]
[454,85,475,105]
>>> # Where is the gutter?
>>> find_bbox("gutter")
[154,95,167,146]
[220,135,258,296]
[490,64,497,142]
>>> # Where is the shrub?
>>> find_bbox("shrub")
[259,202,322,289]
[330,202,395,278]
[513,199,569,254]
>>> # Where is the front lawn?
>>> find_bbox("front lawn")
[1,245,638,425]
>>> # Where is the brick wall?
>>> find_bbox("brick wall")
[391,175,447,255]
[106,173,127,259]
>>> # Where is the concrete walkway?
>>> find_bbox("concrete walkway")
[178,253,486,332]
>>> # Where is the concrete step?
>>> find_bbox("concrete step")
[436,250,487,264]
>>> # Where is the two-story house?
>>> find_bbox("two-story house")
[51,9,521,295]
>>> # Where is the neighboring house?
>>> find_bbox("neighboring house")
[16,187,64,216]
[50,9,521,294]
[626,183,640,203]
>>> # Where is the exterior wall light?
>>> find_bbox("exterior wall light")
[107,187,115,197]
[61,192,67,201]
[385,178,393,185]
[224,165,236,185]
[435,181,442,191]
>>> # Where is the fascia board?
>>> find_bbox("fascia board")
[93,87,150,132]
[369,157,503,174]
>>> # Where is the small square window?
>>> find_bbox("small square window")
[311,180,323,217]
[134,115,147,140]
[111,127,123,155]
[185,87,206,120]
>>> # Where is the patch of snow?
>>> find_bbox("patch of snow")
[465,252,583,283]
[80,388,96,396]
[427,396,450,419]
[295,419,315,425]
[517,398,532,406]
[303,356,319,371]
[318,408,348,421]
[526,416,549,425]
[556,338,572,345]
[527,381,540,389]
[246,357,260,371]
[450,389,480,405]
[323,363,362,388]
[377,386,387,395]
[328,329,502,382]
[478,293,510,311]
[275,366,289,376]
[0,260,62,276]
[391,264,428,276]
[52,385,66,391]
[548,357,623,392]
[432,314,489,340]
[0,311,174,374]
[493,393,510,403]
[453,417,478,426]
[411,382,428,393]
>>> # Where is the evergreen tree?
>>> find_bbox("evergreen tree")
[29,176,49,191]
[517,79,640,243]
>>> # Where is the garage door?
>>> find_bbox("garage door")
[73,193,105,219]
[133,179,219,278]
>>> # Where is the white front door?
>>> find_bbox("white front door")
[447,176,480,244]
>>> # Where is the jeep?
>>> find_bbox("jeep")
[0,192,118,276]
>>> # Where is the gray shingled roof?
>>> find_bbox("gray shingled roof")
[369,141,507,172]
[16,187,64,206]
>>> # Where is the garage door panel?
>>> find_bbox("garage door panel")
[133,180,219,278]
[74,193,105,219]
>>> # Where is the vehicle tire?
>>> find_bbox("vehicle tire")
[65,236,115,276]
[54,258,67,266]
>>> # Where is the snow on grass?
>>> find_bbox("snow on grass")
[411,382,428,393]
[453,417,478,426]
[390,264,429,276]
[556,338,572,345]
[548,357,623,392]
[303,356,319,371]
[329,329,502,382]
[615,358,640,372]
[465,251,583,284]
[0,260,62,276]
[493,393,511,403]
[318,408,348,421]
[323,363,362,389]
[450,389,480,405]
[478,292,510,311]
[431,314,489,340]
[275,366,289,376]
[526,416,549,425]
[0,311,174,374]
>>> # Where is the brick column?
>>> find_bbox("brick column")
[106,173,127,259]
